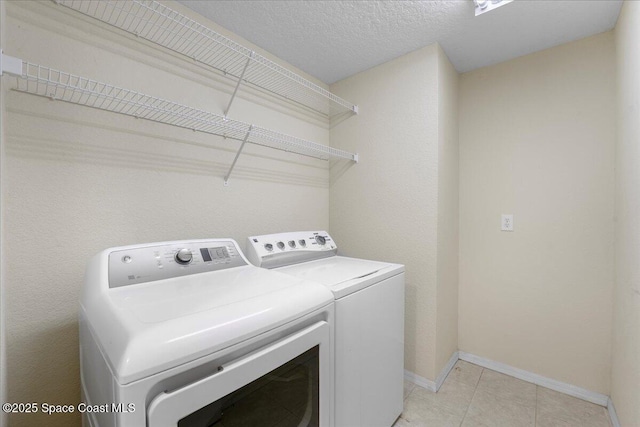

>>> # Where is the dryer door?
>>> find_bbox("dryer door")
[147,321,331,427]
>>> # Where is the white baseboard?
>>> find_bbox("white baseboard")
[405,351,619,423]
[458,351,609,407]
[404,369,436,392]
[435,351,459,391]
[607,397,621,427]
[404,351,459,393]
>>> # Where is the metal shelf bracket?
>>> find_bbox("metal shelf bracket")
[224,52,255,118]
[0,51,23,76]
[223,125,253,186]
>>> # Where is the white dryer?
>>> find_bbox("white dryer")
[80,238,335,427]
[246,231,405,427]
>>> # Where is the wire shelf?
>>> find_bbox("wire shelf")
[56,0,358,117]
[13,61,358,164]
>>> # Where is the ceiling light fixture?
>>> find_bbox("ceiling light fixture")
[474,0,514,16]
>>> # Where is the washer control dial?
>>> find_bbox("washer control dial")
[315,235,326,245]
[175,248,193,265]
[299,239,306,247]
[277,241,285,250]
[288,240,296,248]
[264,243,274,252]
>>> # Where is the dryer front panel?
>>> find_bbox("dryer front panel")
[146,321,332,427]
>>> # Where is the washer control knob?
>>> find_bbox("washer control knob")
[264,243,274,252]
[315,235,326,245]
[175,248,193,265]
[288,240,296,248]
[299,239,306,247]
[277,241,285,250]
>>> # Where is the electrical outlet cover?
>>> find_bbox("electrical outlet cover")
[501,214,514,231]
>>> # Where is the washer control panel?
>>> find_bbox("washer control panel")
[108,239,246,288]
[246,231,337,268]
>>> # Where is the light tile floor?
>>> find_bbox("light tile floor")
[394,361,612,427]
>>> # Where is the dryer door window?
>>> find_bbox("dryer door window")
[146,321,330,427]
[179,346,318,427]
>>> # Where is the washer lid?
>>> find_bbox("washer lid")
[277,256,399,288]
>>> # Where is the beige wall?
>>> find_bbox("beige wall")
[3,1,332,426]
[612,2,640,425]
[459,32,616,394]
[435,45,459,372]
[329,44,459,381]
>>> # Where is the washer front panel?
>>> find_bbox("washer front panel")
[246,231,337,268]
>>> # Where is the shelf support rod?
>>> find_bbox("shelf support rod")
[224,52,254,118]
[223,125,253,186]
[0,51,23,76]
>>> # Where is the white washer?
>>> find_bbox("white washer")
[80,238,335,427]
[246,231,405,427]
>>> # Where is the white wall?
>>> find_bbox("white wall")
[612,2,640,425]
[3,1,332,426]
[329,43,459,381]
[459,32,615,395]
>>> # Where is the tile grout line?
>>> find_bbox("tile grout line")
[534,385,538,427]
[404,382,416,402]
[458,367,484,426]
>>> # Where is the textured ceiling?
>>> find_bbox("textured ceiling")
[178,1,623,84]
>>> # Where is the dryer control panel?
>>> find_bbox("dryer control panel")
[246,231,337,269]
[108,239,246,288]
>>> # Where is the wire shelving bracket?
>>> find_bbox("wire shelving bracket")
[0,53,358,185]
[224,52,254,118]
[224,125,252,186]
[55,0,359,118]
[0,50,22,76]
